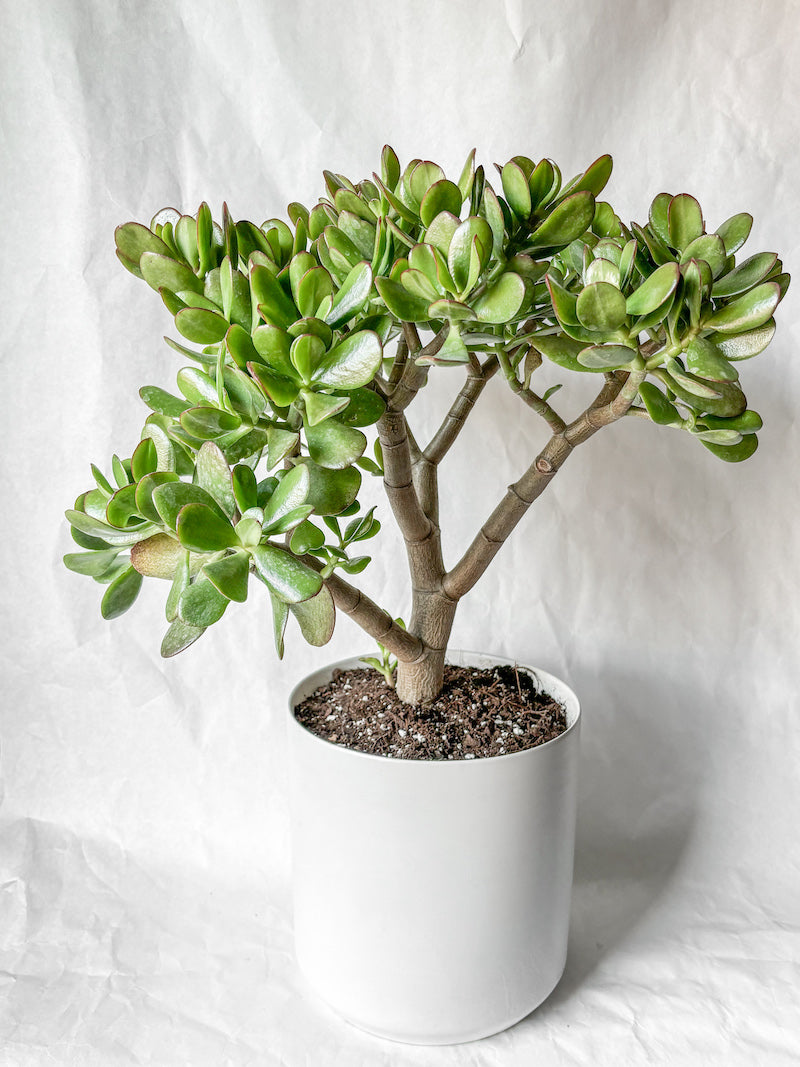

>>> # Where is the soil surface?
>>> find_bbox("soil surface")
[294,664,568,760]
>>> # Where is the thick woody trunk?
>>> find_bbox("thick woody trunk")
[394,589,457,705]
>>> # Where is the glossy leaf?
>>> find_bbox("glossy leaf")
[175,307,229,345]
[251,544,323,603]
[297,459,361,515]
[289,584,336,646]
[703,282,780,333]
[290,520,326,554]
[262,464,310,528]
[139,385,189,418]
[715,212,753,256]
[711,319,775,360]
[203,551,250,603]
[101,566,143,620]
[698,410,762,434]
[576,281,627,331]
[161,618,205,657]
[130,532,191,579]
[472,272,525,324]
[712,253,778,298]
[251,324,294,374]
[668,194,704,251]
[248,363,300,407]
[577,344,636,369]
[501,161,532,218]
[290,333,326,382]
[115,222,171,264]
[681,234,726,278]
[303,390,350,426]
[63,548,122,578]
[638,381,682,425]
[176,503,240,552]
[105,484,142,529]
[335,387,385,426]
[251,265,298,329]
[325,261,373,328]
[527,191,595,250]
[140,252,203,295]
[152,481,229,529]
[447,217,492,292]
[179,575,229,626]
[626,262,680,317]
[424,211,460,257]
[684,337,738,382]
[66,509,157,547]
[306,419,367,469]
[312,330,382,389]
[195,441,236,517]
[700,433,758,463]
[180,406,242,439]
[530,334,593,373]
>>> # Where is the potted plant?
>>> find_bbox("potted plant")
[64,147,789,1044]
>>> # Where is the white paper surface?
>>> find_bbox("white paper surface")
[2,0,800,1063]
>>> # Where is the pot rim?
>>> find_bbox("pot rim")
[288,649,581,767]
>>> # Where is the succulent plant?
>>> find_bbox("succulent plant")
[64,147,789,704]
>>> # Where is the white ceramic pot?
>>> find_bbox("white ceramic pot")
[287,650,581,1045]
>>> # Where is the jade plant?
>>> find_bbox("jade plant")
[64,148,789,703]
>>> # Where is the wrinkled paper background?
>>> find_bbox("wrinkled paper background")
[2,1,800,1063]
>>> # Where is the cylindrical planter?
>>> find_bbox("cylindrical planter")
[288,650,581,1045]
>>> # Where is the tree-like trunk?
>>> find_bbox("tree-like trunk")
[394,589,457,705]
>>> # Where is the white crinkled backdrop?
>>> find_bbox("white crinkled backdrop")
[2,1,799,1063]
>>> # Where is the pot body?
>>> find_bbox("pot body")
[287,650,581,1045]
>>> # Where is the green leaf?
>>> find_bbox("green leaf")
[638,381,682,425]
[296,459,361,515]
[288,584,336,646]
[561,154,613,200]
[648,193,672,245]
[420,180,462,228]
[528,191,595,250]
[139,385,189,418]
[577,344,637,369]
[715,213,753,256]
[681,234,727,278]
[130,532,188,579]
[407,160,445,209]
[296,266,335,320]
[195,441,236,517]
[501,161,532,218]
[251,265,298,329]
[180,406,242,439]
[179,575,229,626]
[447,217,492,293]
[290,519,326,554]
[161,617,206,657]
[710,319,775,360]
[530,334,594,373]
[712,253,779,299]
[303,390,350,426]
[702,282,780,333]
[668,194,704,251]
[312,330,382,389]
[251,544,323,603]
[306,419,367,469]
[174,306,228,344]
[698,410,762,434]
[576,281,627,331]
[251,324,294,375]
[176,503,240,552]
[626,262,680,316]
[262,464,310,528]
[700,433,758,462]
[380,145,401,189]
[335,387,385,426]
[101,566,143,620]
[66,509,157,547]
[105,484,142,529]
[140,252,203,295]
[472,272,525,324]
[115,222,172,264]
[232,464,258,513]
[374,276,430,322]
[428,299,476,322]
[248,363,300,407]
[130,437,158,483]
[325,261,374,328]
[152,481,229,529]
[684,337,738,382]
[662,371,747,417]
[265,426,300,469]
[203,551,250,603]
[63,548,122,578]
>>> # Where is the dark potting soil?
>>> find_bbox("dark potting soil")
[294,664,568,760]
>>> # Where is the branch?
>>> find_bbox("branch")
[496,347,566,435]
[324,571,423,662]
[442,365,647,600]
[424,355,499,465]
[387,336,408,389]
[388,326,445,412]
[377,408,433,544]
